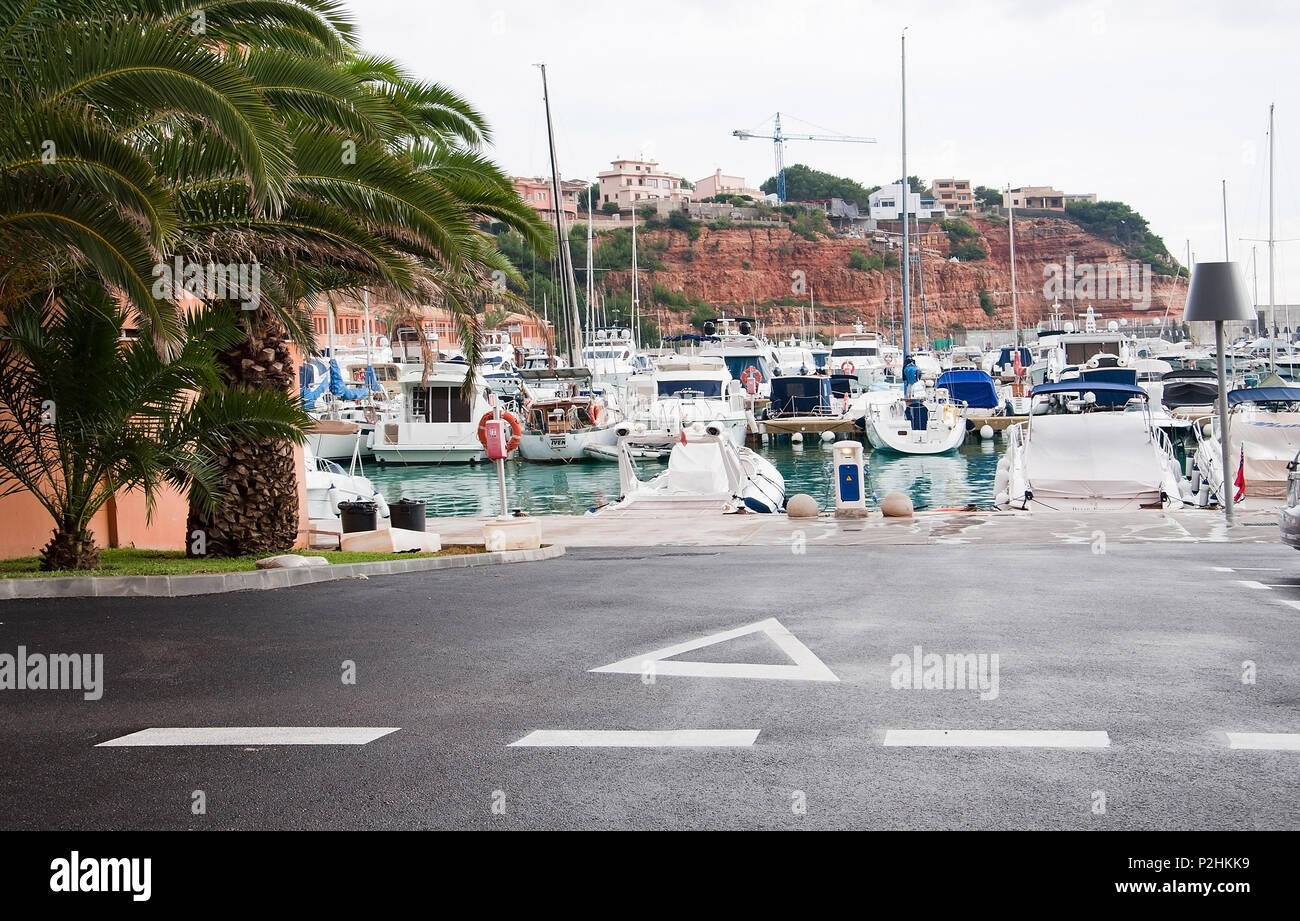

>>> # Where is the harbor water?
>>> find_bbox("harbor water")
[365,439,1004,517]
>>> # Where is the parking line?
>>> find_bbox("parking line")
[509,730,760,748]
[1225,732,1300,751]
[97,727,400,747]
[882,730,1110,748]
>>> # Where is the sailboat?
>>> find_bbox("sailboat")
[862,32,968,456]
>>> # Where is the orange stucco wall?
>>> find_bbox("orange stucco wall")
[0,484,189,559]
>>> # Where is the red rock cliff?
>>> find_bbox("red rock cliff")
[605,216,1186,340]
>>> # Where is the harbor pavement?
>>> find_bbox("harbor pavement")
[1,524,1297,830]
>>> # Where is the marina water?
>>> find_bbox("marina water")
[365,439,1003,517]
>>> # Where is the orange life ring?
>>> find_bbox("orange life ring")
[840,360,856,375]
[353,369,366,382]
[477,410,522,453]
[741,366,762,387]
[884,353,897,367]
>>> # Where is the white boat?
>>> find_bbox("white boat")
[370,362,496,464]
[304,443,390,526]
[622,355,751,447]
[517,368,623,462]
[995,380,1186,511]
[478,330,520,382]
[699,316,781,398]
[1280,449,1300,548]
[864,383,968,455]
[581,327,640,387]
[829,322,902,384]
[601,426,785,514]
[1191,386,1300,506]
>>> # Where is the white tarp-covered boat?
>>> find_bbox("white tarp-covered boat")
[996,381,1185,511]
[1194,388,1300,502]
[600,425,785,514]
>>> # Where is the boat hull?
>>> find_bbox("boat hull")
[519,424,619,463]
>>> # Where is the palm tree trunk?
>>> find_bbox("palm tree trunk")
[187,314,300,558]
[40,522,100,571]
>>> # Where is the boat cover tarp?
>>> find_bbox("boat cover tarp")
[1025,413,1163,503]
[1230,411,1300,497]
[1228,387,1300,406]
[769,376,832,415]
[329,359,370,400]
[934,370,999,409]
[1079,368,1139,406]
[1161,370,1218,409]
[662,442,730,495]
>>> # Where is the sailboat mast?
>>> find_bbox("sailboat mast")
[632,205,640,346]
[586,180,594,335]
[900,30,911,359]
[538,63,583,366]
[1009,191,1019,346]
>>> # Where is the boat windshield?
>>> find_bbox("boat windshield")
[658,379,723,398]
[832,346,879,358]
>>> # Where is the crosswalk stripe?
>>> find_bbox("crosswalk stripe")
[97,727,400,747]
[1224,732,1300,751]
[882,729,1110,748]
[509,729,759,748]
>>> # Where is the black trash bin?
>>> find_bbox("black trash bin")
[389,498,426,532]
[338,499,378,533]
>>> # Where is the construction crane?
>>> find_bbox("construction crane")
[732,112,877,203]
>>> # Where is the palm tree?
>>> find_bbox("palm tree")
[0,285,310,570]
[171,53,551,555]
[1,0,553,558]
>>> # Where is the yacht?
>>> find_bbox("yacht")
[581,326,640,387]
[621,355,751,447]
[477,330,520,382]
[828,323,902,384]
[600,426,786,514]
[995,380,1186,511]
[699,317,781,398]
[517,368,623,463]
[1191,386,1300,506]
[370,362,497,464]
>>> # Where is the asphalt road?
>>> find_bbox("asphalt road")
[1,540,1297,830]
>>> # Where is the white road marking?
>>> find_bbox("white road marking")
[1278,600,1300,611]
[508,730,760,748]
[97,727,400,747]
[1212,566,1236,572]
[882,729,1110,748]
[1237,580,1272,590]
[591,617,838,682]
[1225,732,1300,751]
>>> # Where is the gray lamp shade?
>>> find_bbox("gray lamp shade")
[1184,261,1253,322]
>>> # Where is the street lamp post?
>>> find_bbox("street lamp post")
[1184,262,1254,526]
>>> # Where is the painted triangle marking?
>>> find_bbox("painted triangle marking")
[590,617,839,682]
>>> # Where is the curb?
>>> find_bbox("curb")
[0,544,566,600]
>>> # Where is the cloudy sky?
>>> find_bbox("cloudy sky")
[354,0,1299,305]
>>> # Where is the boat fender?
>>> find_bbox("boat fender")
[327,484,343,513]
[590,404,600,425]
[373,491,390,519]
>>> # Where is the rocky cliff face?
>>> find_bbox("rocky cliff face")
[609,216,1185,340]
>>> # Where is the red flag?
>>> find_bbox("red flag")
[1234,445,1247,502]
[679,426,688,446]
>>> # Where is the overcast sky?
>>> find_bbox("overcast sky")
[354,0,1299,305]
